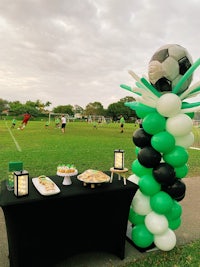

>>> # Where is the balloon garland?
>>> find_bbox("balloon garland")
[121,45,200,251]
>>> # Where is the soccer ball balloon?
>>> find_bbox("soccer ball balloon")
[148,44,193,93]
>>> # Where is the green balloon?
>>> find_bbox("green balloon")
[175,164,189,179]
[131,224,154,248]
[129,208,145,225]
[131,159,152,177]
[163,146,189,167]
[151,131,175,154]
[142,112,166,135]
[129,207,135,223]
[139,174,161,196]
[135,146,140,156]
[168,217,182,230]
[150,191,173,214]
[165,200,182,221]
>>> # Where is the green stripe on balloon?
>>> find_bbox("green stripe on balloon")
[133,91,142,96]
[140,77,161,97]
[124,102,138,110]
[136,81,144,89]
[120,84,142,96]
[125,102,156,118]
[125,102,156,113]
[179,81,200,100]
[120,84,132,92]
[186,86,200,97]
[181,101,200,109]
[172,58,200,94]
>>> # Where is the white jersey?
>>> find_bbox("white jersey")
[61,116,66,124]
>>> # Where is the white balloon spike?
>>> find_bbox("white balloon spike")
[179,81,200,100]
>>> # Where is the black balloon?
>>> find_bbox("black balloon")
[162,179,186,201]
[138,146,161,168]
[153,163,176,186]
[132,128,152,148]
[175,193,185,202]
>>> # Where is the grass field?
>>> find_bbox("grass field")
[124,239,200,267]
[1,119,200,266]
[1,119,200,181]
[0,119,138,180]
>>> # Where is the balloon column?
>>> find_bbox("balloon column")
[121,44,200,251]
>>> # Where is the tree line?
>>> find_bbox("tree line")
[0,96,137,121]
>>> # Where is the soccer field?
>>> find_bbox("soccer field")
[1,119,200,181]
[0,120,138,180]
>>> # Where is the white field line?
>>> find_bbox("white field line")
[189,147,200,151]
[6,123,22,152]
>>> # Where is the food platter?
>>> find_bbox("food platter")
[32,176,60,196]
[77,169,110,188]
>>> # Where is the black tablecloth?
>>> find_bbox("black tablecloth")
[0,173,138,267]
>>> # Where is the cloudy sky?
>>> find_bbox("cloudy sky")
[0,0,200,109]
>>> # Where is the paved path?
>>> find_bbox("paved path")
[0,177,200,267]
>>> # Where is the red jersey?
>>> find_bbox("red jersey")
[23,113,31,123]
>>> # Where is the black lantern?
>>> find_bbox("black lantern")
[14,170,29,197]
[114,149,124,170]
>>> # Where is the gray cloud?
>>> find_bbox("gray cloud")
[0,0,200,109]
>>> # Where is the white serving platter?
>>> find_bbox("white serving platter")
[32,177,60,196]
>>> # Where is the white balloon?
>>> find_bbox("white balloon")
[131,190,152,215]
[175,132,194,148]
[145,211,168,235]
[156,93,182,117]
[166,114,193,136]
[154,229,176,251]
[127,174,140,185]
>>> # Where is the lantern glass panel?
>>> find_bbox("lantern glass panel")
[114,150,124,170]
[14,170,29,197]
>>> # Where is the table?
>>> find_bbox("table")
[110,167,129,185]
[0,173,138,267]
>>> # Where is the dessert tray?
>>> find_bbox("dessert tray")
[56,170,78,177]
[57,170,78,185]
[77,169,110,188]
[32,176,60,196]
